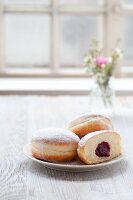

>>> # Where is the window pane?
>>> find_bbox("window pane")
[123,0,133,4]
[123,16,133,60]
[5,15,50,67]
[60,16,98,67]
[4,0,49,4]
[60,0,99,5]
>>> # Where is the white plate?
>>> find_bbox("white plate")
[23,145,124,172]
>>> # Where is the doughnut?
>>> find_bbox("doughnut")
[77,130,122,165]
[68,114,114,138]
[31,128,80,163]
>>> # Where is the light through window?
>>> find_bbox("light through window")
[0,0,132,76]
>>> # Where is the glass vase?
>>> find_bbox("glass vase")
[89,78,115,116]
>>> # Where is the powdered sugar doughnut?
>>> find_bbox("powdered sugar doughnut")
[31,128,80,163]
[68,114,114,138]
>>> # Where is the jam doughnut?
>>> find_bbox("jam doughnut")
[77,130,122,164]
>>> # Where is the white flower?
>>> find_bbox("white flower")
[84,56,92,64]
[108,57,112,63]
[115,48,123,58]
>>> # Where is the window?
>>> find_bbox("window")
[0,0,133,76]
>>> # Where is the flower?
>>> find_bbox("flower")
[114,48,123,58]
[94,56,108,67]
[108,57,112,64]
[84,55,92,65]
[101,64,105,68]
[84,40,122,80]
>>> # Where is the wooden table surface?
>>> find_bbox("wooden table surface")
[0,95,133,200]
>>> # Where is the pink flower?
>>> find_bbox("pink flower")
[94,56,108,68]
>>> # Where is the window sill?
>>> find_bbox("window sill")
[0,77,132,95]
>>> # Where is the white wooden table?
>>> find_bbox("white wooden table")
[0,95,133,200]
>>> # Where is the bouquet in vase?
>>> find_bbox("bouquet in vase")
[84,40,122,113]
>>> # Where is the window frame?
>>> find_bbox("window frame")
[0,0,133,77]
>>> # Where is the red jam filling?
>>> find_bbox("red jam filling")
[95,141,110,157]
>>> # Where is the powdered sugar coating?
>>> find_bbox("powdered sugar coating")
[78,130,113,147]
[68,113,113,130]
[32,128,80,144]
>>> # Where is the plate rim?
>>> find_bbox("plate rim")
[23,145,124,170]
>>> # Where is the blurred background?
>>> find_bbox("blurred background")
[0,0,132,94]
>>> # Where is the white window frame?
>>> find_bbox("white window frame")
[0,0,132,77]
